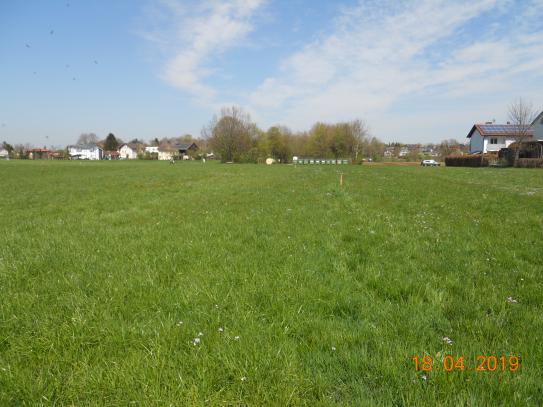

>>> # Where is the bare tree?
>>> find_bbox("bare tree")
[204,106,254,162]
[508,98,536,166]
[349,119,369,161]
[77,133,98,145]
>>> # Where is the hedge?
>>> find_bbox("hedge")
[516,158,543,168]
[445,155,489,167]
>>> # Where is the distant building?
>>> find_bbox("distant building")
[532,111,543,140]
[145,146,159,154]
[158,147,175,161]
[68,145,103,160]
[467,123,535,154]
[29,148,52,160]
[175,142,198,156]
[104,151,120,160]
[118,143,138,159]
[0,148,9,159]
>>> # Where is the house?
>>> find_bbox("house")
[175,142,198,157]
[29,148,51,159]
[118,143,138,159]
[104,151,120,160]
[532,111,543,140]
[145,146,159,154]
[158,147,175,161]
[68,144,103,160]
[0,148,9,159]
[467,122,535,154]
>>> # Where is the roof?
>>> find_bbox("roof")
[467,124,534,138]
[532,111,543,126]
[30,148,51,152]
[120,143,145,150]
[175,142,198,150]
[68,144,102,150]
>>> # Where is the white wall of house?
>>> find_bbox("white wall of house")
[145,146,159,154]
[534,114,543,140]
[469,130,484,153]
[0,148,9,158]
[470,132,532,153]
[484,136,508,152]
[119,145,137,159]
[158,150,173,160]
[68,146,102,160]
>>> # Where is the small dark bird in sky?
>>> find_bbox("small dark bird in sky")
[50,30,54,35]
[33,71,37,75]
[72,77,76,81]
[65,64,70,68]
[94,60,98,64]
[25,43,31,48]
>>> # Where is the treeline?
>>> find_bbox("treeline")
[204,106,382,163]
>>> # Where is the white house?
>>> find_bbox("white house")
[467,123,535,154]
[0,147,9,159]
[145,146,159,154]
[532,111,543,140]
[68,144,103,160]
[158,147,174,161]
[119,144,138,159]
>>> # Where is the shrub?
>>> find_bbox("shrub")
[445,155,489,167]
[516,158,543,168]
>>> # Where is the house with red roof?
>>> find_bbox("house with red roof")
[467,122,535,154]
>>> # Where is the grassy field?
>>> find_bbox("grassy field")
[0,160,542,405]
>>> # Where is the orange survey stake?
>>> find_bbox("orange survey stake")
[412,355,520,372]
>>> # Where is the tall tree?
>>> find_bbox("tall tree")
[204,106,254,162]
[103,133,119,151]
[77,133,98,145]
[508,98,536,166]
[2,141,14,153]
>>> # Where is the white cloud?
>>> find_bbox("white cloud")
[248,0,543,139]
[146,0,266,103]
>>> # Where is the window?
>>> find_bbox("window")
[490,138,498,144]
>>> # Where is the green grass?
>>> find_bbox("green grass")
[0,160,542,405]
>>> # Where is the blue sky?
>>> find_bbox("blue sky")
[1,0,542,147]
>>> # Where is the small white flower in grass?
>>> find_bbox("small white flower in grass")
[192,338,201,346]
[241,376,247,382]
[176,321,183,326]
[218,327,224,333]
[234,336,240,341]
[421,374,428,381]
[507,296,518,304]
[442,336,453,345]
[198,332,204,337]
[331,346,336,351]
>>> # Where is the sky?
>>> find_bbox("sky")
[1,0,542,147]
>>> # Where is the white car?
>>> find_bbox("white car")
[421,159,440,167]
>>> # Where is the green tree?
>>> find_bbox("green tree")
[267,127,290,163]
[103,133,119,151]
[2,141,14,153]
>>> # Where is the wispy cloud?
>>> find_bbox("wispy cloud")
[249,0,543,134]
[145,0,266,103]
